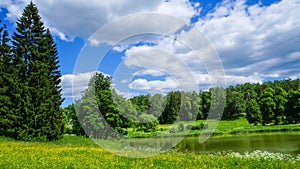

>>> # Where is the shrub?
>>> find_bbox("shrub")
[186,124,193,130]
[191,123,208,130]
[169,127,177,133]
[177,124,185,132]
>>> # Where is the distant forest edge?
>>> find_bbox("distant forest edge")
[1,2,300,141]
[62,72,300,138]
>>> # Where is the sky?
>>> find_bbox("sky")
[0,0,299,107]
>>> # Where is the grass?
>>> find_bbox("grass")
[127,118,300,138]
[0,135,299,169]
[1,119,299,168]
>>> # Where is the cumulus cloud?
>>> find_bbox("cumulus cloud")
[196,0,300,80]
[0,0,30,22]
[60,71,98,99]
[2,0,299,97]
[129,77,178,93]
[112,0,300,95]
[1,0,199,41]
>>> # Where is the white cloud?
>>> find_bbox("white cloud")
[196,0,300,79]
[0,0,30,22]
[60,71,98,99]
[1,0,198,41]
[115,0,300,95]
[133,69,167,77]
[3,0,300,97]
[129,77,178,93]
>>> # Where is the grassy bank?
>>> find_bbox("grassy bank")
[127,118,300,138]
[0,136,299,169]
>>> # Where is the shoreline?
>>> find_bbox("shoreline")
[126,123,300,138]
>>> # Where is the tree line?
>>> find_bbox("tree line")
[63,72,300,138]
[0,2,63,141]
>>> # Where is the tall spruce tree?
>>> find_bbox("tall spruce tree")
[0,19,13,130]
[11,2,63,141]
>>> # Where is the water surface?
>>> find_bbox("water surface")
[176,132,300,156]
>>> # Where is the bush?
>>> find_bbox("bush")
[191,123,208,130]
[177,124,185,132]
[136,114,159,133]
[201,123,208,129]
[186,124,193,130]
[169,127,177,133]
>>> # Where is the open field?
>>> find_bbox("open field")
[127,118,300,138]
[0,136,299,169]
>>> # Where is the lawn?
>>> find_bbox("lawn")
[127,118,300,138]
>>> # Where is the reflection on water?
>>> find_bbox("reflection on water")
[116,132,300,157]
[176,132,300,156]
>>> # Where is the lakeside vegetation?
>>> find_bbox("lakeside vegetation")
[1,135,299,169]
[126,118,300,138]
[60,73,300,139]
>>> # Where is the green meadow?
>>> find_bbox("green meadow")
[1,135,299,169]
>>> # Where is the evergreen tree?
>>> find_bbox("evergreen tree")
[195,92,203,120]
[200,91,211,119]
[0,19,13,130]
[159,91,181,124]
[11,2,63,141]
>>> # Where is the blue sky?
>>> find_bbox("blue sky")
[0,0,299,107]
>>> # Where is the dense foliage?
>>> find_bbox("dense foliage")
[0,2,63,141]
[64,69,300,137]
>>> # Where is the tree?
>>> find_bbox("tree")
[147,94,166,118]
[159,91,181,124]
[200,91,211,119]
[130,94,150,115]
[75,81,105,138]
[112,90,137,127]
[259,87,276,125]
[62,104,85,136]
[76,72,129,138]
[225,90,246,119]
[286,89,300,123]
[179,92,192,121]
[246,99,262,125]
[11,2,63,141]
[273,86,288,124]
[0,19,13,131]
[191,91,202,120]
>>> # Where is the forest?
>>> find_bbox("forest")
[0,2,300,141]
[62,72,300,138]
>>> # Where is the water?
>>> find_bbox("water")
[175,132,300,156]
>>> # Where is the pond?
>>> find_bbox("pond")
[114,132,300,157]
[175,132,300,156]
